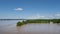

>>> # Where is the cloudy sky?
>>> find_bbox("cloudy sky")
[0,0,60,19]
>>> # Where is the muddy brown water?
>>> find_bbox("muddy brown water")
[0,20,60,34]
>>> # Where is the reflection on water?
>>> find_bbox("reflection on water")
[0,20,60,34]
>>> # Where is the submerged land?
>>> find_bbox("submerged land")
[17,19,60,26]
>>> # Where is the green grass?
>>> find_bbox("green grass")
[17,19,60,26]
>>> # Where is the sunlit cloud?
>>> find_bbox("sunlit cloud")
[14,8,23,11]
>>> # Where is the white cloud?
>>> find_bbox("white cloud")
[54,13,60,19]
[27,13,46,19]
[14,8,23,11]
[27,13,58,19]
[55,14,60,16]
[48,16,54,19]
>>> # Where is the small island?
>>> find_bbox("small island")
[17,19,60,26]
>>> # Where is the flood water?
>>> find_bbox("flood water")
[0,20,60,34]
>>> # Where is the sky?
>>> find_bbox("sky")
[0,0,60,19]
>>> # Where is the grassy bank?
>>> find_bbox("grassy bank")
[17,19,60,26]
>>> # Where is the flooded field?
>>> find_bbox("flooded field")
[0,20,60,34]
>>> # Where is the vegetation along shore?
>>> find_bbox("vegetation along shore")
[17,19,60,26]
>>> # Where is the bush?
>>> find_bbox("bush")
[17,21,24,26]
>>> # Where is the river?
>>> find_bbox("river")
[0,20,60,34]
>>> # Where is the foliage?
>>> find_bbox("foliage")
[17,19,60,26]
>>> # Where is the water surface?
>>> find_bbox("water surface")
[0,20,60,34]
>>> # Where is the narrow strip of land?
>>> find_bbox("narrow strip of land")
[17,19,60,26]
